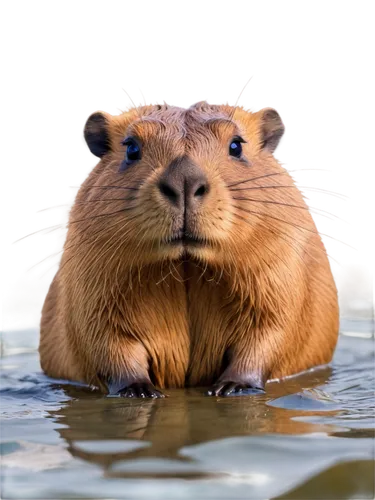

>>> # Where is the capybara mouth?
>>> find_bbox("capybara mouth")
[163,232,210,248]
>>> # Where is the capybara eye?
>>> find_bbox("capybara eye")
[229,137,245,158]
[122,138,142,165]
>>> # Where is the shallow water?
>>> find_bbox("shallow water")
[1,320,374,499]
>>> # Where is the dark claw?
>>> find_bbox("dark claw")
[207,381,265,397]
[120,387,135,398]
[118,382,165,399]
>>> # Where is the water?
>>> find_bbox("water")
[1,321,374,499]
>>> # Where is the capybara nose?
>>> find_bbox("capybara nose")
[158,156,209,210]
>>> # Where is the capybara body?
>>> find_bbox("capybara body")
[39,102,339,397]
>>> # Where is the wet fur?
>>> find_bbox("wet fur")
[40,103,339,392]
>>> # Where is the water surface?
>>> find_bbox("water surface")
[1,320,374,499]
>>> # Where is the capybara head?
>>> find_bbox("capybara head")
[71,102,301,273]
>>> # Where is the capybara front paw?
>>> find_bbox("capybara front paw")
[118,382,165,399]
[207,381,265,397]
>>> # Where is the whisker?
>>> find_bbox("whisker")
[325,254,343,267]
[74,197,137,205]
[311,206,352,226]
[84,184,139,191]
[35,204,69,214]
[234,212,303,265]
[229,185,301,191]
[169,261,185,283]
[323,233,358,250]
[77,221,148,286]
[296,186,348,200]
[84,223,132,278]
[120,87,137,106]
[233,196,311,211]
[12,223,60,245]
[227,172,290,188]
[231,211,319,266]
[233,207,357,256]
[234,75,255,104]
[236,212,310,249]
[197,259,209,283]
[64,216,135,253]
[233,205,316,234]
[68,206,137,225]
[25,249,58,274]
[123,225,156,290]
[156,267,173,286]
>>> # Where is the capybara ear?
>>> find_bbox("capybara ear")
[257,108,285,153]
[84,112,111,158]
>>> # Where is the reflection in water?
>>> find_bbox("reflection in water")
[273,460,375,500]
[51,367,340,476]
[1,330,374,498]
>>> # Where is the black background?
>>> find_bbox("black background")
[0,68,375,297]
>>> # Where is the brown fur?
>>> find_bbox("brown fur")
[39,102,339,395]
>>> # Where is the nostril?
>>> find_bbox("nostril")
[194,184,208,198]
[159,182,179,203]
